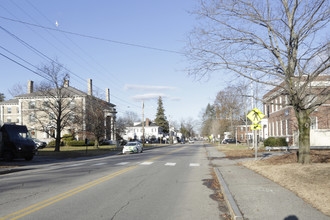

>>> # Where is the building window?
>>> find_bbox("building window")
[16,118,19,123]
[29,101,36,109]
[29,113,36,123]
[267,105,270,117]
[7,118,11,123]
[272,122,275,136]
[43,101,50,109]
[275,99,278,111]
[310,117,318,130]
[17,107,20,113]
[276,121,279,136]
[7,107,12,114]
[286,120,289,135]
[49,113,56,121]
[280,120,283,136]
[70,101,76,109]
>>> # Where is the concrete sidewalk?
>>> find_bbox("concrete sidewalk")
[205,144,330,220]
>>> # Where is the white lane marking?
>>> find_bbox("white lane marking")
[165,163,176,166]
[92,162,107,166]
[140,162,153,165]
[115,162,129,166]
[189,163,200,167]
[64,163,85,168]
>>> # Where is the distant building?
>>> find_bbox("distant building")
[0,79,117,143]
[123,118,163,141]
[262,76,330,146]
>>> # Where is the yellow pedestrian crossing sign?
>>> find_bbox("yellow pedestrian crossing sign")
[251,124,261,130]
[247,108,265,124]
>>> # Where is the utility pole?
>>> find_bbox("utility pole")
[251,73,256,153]
[169,115,173,144]
[142,100,145,148]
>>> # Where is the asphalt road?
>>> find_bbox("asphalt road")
[0,143,227,220]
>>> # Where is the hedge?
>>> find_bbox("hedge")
[46,140,94,147]
[66,140,95,146]
[264,137,288,147]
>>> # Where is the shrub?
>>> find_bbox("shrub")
[62,134,75,145]
[48,140,55,147]
[47,140,65,147]
[264,137,288,147]
[66,140,94,146]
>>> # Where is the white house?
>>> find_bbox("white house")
[123,118,163,141]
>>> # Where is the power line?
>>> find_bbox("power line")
[0,16,184,55]
[23,0,127,93]
[0,52,50,81]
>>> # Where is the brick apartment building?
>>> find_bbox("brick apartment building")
[262,77,330,146]
[0,79,117,143]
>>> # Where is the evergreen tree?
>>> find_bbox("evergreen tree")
[0,93,5,102]
[154,96,169,133]
[200,103,215,137]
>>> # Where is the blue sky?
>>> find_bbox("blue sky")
[0,0,230,124]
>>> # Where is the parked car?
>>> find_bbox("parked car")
[188,139,194,144]
[101,139,115,145]
[31,138,47,149]
[222,139,241,144]
[122,142,143,154]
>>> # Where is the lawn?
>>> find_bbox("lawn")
[37,145,123,158]
[36,143,165,159]
[216,143,265,158]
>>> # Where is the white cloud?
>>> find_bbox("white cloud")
[131,93,168,101]
[125,84,176,91]
[169,97,182,101]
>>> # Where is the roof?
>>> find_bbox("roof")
[15,86,87,98]
[15,86,115,107]
[0,99,19,105]
[131,121,159,127]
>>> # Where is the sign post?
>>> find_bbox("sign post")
[247,108,265,159]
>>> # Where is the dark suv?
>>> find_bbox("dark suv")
[222,139,240,144]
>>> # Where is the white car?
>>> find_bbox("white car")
[122,142,143,154]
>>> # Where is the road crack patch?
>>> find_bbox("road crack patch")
[111,201,130,220]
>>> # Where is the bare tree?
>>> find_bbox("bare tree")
[85,98,109,148]
[0,93,5,102]
[116,111,140,139]
[34,61,81,152]
[180,118,197,138]
[187,0,329,164]
[215,86,244,136]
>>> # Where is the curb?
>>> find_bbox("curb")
[204,144,243,220]
[214,167,243,220]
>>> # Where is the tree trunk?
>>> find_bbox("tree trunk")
[55,121,61,152]
[94,138,100,148]
[295,110,311,164]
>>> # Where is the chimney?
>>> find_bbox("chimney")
[146,118,150,127]
[88,79,92,96]
[27,80,34,94]
[64,79,69,87]
[106,88,110,103]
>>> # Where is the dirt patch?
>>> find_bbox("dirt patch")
[241,150,330,216]
[203,170,231,220]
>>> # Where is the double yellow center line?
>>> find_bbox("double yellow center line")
[1,166,136,220]
[1,146,187,220]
